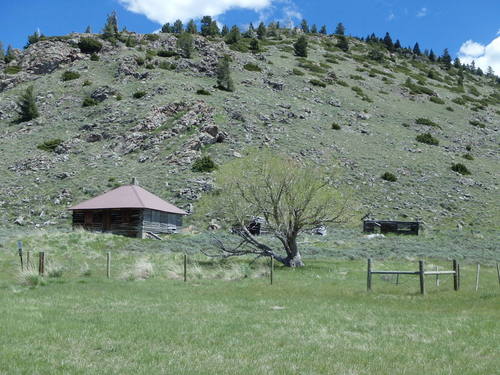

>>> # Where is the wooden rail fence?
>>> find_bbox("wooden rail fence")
[367,259,460,294]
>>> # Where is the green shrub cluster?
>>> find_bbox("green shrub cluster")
[78,38,102,54]
[82,97,98,107]
[352,86,372,102]
[404,78,436,96]
[62,71,81,81]
[451,163,471,175]
[90,53,100,61]
[469,120,486,128]
[37,139,63,152]
[292,68,305,76]
[310,79,327,87]
[381,172,397,182]
[159,62,176,70]
[462,153,474,160]
[430,97,445,104]
[192,156,218,173]
[196,89,211,96]
[416,133,439,146]
[157,50,177,57]
[133,91,146,99]
[416,118,440,127]
[331,122,341,130]
[244,63,262,72]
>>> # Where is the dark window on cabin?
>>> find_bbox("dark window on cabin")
[111,210,122,224]
[73,212,85,225]
[93,213,103,224]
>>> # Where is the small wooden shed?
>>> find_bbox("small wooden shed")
[363,220,420,235]
[69,181,187,238]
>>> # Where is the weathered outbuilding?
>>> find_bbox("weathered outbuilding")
[69,181,187,238]
[363,220,420,235]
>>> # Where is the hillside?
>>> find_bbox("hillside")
[0,30,499,230]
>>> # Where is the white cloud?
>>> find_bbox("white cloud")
[459,36,500,75]
[387,12,395,21]
[117,0,273,24]
[416,7,427,18]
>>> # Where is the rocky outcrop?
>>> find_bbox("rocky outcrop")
[20,40,83,74]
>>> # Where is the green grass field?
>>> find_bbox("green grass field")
[0,230,499,374]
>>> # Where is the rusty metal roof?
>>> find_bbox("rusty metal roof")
[69,185,187,215]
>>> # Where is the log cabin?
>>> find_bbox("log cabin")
[69,180,187,238]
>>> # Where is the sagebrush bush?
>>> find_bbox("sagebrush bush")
[18,269,45,287]
[83,80,92,86]
[451,163,471,175]
[159,61,176,70]
[244,63,262,72]
[90,53,100,61]
[192,156,218,173]
[331,122,341,130]
[122,259,154,281]
[82,97,98,107]
[310,79,327,87]
[462,153,474,160]
[416,118,440,127]
[62,71,80,81]
[416,133,439,146]
[469,120,485,128]
[381,172,397,182]
[196,89,211,96]
[37,139,63,152]
[78,38,102,54]
[292,68,305,76]
[157,50,177,57]
[430,97,445,104]
[133,91,146,99]
[5,66,21,74]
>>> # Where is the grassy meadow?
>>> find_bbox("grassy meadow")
[0,229,499,374]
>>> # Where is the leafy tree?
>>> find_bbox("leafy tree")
[102,11,119,39]
[5,45,15,63]
[335,22,345,35]
[199,152,349,267]
[441,48,452,69]
[186,19,197,34]
[250,38,260,53]
[161,23,173,33]
[294,35,308,57]
[257,22,267,40]
[216,55,234,92]
[85,25,92,34]
[336,35,349,52]
[429,49,436,62]
[413,42,421,55]
[311,24,318,34]
[177,32,194,58]
[383,32,394,52]
[221,25,230,37]
[15,86,39,123]
[225,25,241,45]
[319,25,327,35]
[173,20,184,34]
[300,19,309,33]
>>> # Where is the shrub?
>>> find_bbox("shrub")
[133,91,146,99]
[336,80,349,87]
[196,89,211,96]
[404,78,436,96]
[381,172,397,182]
[135,56,145,66]
[416,133,439,146]
[244,63,262,72]
[157,50,177,57]
[452,97,467,105]
[451,163,471,175]
[310,79,327,87]
[62,71,80,81]
[83,80,92,87]
[430,96,445,104]
[465,145,472,152]
[446,106,454,112]
[349,74,364,81]
[462,153,474,160]
[192,156,218,173]
[292,68,305,76]
[416,118,440,127]
[5,66,21,74]
[90,53,100,61]
[17,269,46,287]
[159,61,176,70]
[37,139,63,152]
[78,38,102,54]
[145,63,155,69]
[469,120,485,128]
[82,97,98,107]
[331,122,341,130]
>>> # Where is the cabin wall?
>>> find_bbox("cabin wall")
[142,208,183,235]
[73,209,143,238]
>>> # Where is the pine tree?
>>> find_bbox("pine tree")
[441,48,452,69]
[16,86,39,123]
[454,57,461,69]
[257,22,267,40]
[476,67,483,76]
[210,20,220,36]
[413,42,421,55]
[221,25,230,37]
[244,23,255,38]
[102,11,119,39]
[177,32,194,58]
[161,23,173,33]
[200,16,213,36]
[486,66,495,78]
[311,24,318,34]
[319,25,327,35]
[85,25,92,34]
[335,23,345,35]
[300,19,309,33]
[383,32,394,52]
[250,38,260,53]
[225,26,241,45]
[294,35,308,57]
[429,49,436,62]
[25,31,44,48]
[5,45,15,63]
[173,20,184,34]
[336,35,349,52]
[186,19,197,34]
[0,41,4,60]
[216,55,234,92]
[394,40,402,50]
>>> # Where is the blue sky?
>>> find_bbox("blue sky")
[1,0,499,72]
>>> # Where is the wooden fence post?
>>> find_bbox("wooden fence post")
[457,263,461,290]
[475,264,480,292]
[435,266,440,287]
[367,258,372,291]
[419,260,425,295]
[497,263,500,287]
[26,251,30,270]
[183,254,187,282]
[453,260,458,291]
[18,241,23,271]
[38,252,45,276]
[106,252,111,279]
[270,257,274,285]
